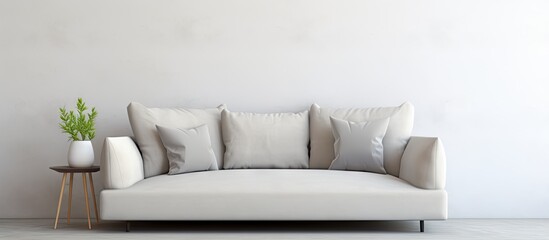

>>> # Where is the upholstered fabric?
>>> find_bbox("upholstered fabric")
[127,102,226,177]
[101,137,144,189]
[156,125,218,175]
[309,102,414,176]
[400,137,447,190]
[221,110,309,169]
[101,169,447,220]
[329,117,390,174]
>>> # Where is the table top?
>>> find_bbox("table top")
[50,166,100,173]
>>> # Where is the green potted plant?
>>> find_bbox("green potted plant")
[59,98,98,167]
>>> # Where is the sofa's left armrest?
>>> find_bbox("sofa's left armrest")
[399,136,446,190]
[101,137,144,189]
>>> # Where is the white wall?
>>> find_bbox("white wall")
[1,0,548,218]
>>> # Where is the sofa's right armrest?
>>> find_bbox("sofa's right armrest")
[399,136,446,190]
[101,137,144,189]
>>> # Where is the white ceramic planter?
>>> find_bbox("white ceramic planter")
[68,140,95,167]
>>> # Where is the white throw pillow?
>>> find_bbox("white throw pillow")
[127,102,226,178]
[156,125,218,175]
[222,109,309,169]
[329,117,390,174]
[309,102,414,176]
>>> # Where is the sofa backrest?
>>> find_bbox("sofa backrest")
[126,102,414,178]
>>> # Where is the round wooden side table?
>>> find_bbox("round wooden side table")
[50,166,100,230]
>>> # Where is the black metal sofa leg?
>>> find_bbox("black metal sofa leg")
[420,220,424,232]
[126,221,131,232]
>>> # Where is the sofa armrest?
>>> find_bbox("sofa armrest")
[101,137,144,189]
[399,136,446,190]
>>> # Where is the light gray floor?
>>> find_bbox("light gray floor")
[1,219,548,239]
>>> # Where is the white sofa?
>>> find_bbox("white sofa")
[100,103,447,232]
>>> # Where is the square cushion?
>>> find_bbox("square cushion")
[127,102,225,178]
[329,117,390,174]
[309,102,414,176]
[156,125,218,175]
[222,109,309,169]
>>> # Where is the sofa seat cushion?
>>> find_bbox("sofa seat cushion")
[101,170,447,221]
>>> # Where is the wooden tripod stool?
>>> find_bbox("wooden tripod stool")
[50,166,100,229]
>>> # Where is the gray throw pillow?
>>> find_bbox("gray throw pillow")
[329,117,390,174]
[156,124,218,175]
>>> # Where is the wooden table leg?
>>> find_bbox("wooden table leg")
[67,173,73,224]
[88,172,99,223]
[54,173,67,229]
[82,173,92,230]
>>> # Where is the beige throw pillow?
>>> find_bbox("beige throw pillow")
[222,109,309,169]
